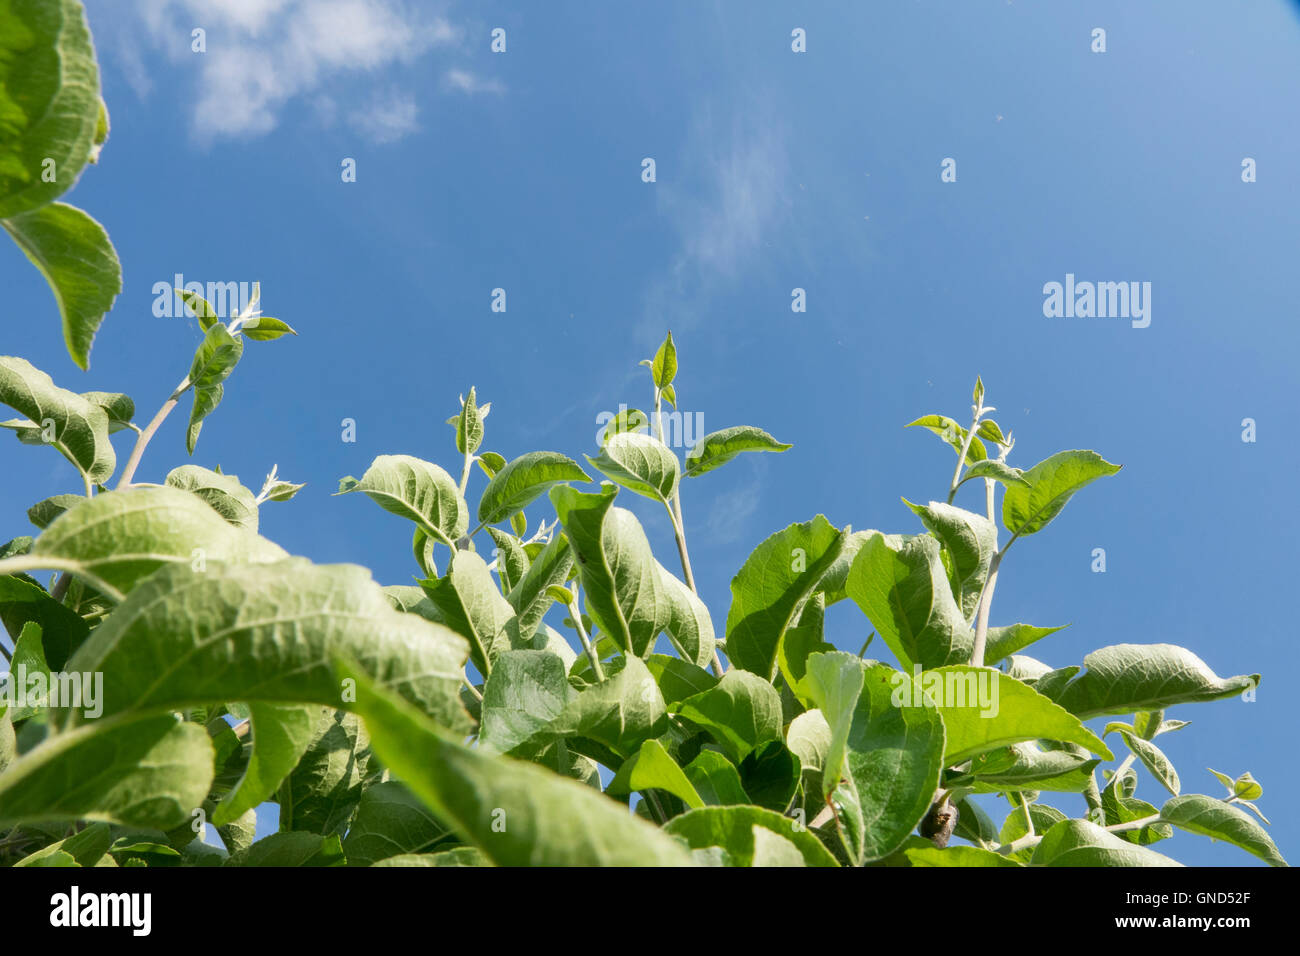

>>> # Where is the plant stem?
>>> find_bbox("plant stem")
[458,448,473,497]
[995,813,1162,857]
[969,549,1003,668]
[461,671,483,702]
[117,378,189,489]
[568,595,604,681]
[654,386,724,676]
[947,408,983,504]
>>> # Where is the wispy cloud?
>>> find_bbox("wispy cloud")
[704,480,761,545]
[105,0,493,143]
[639,106,790,343]
[443,69,505,95]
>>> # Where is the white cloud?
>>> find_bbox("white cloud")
[103,0,483,143]
[638,106,789,343]
[704,481,761,545]
[443,69,505,95]
[349,91,418,144]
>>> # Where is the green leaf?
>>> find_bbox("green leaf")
[225,832,346,867]
[609,739,704,810]
[371,848,485,867]
[0,572,87,669]
[1,204,121,368]
[479,451,589,526]
[1160,794,1287,867]
[1031,819,1182,867]
[904,845,1023,867]
[805,653,946,862]
[645,654,716,708]
[960,743,1101,793]
[421,550,515,676]
[677,669,782,763]
[262,480,305,503]
[211,702,317,826]
[59,558,471,733]
[738,740,799,811]
[174,288,218,331]
[502,532,574,642]
[343,663,693,865]
[281,709,378,836]
[186,324,244,454]
[479,649,572,756]
[25,493,82,530]
[683,750,750,806]
[80,390,133,432]
[341,780,451,867]
[1114,728,1179,796]
[1044,644,1260,719]
[0,715,213,829]
[337,454,467,547]
[0,355,114,481]
[586,431,680,505]
[32,486,287,594]
[958,460,1029,490]
[662,806,837,867]
[165,464,259,531]
[903,499,996,618]
[239,316,297,342]
[844,532,971,671]
[656,563,716,669]
[599,407,650,445]
[550,484,664,659]
[905,415,987,463]
[456,387,483,455]
[476,450,506,478]
[0,0,101,218]
[983,623,1068,666]
[1002,450,1121,538]
[13,821,111,867]
[725,515,846,680]
[684,426,791,477]
[651,331,677,388]
[918,666,1112,764]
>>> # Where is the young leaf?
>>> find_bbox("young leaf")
[80,390,134,432]
[905,415,987,463]
[337,454,467,547]
[1001,450,1121,538]
[224,832,345,867]
[186,324,244,454]
[651,331,677,388]
[25,493,84,530]
[239,316,297,342]
[983,623,1068,666]
[684,426,791,477]
[725,515,846,680]
[343,663,693,865]
[1114,728,1180,796]
[341,781,452,867]
[456,387,483,455]
[479,452,590,526]
[585,431,680,505]
[175,288,219,331]
[599,407,650,445]
[0,355,115,482]
[655,562,716,669]
[420,550,515,676]
[957,460,1028,490]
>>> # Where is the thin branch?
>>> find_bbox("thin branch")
[0,556,126,604]
[116,384,186,489]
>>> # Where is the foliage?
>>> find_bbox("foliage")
[0,1,1284,868]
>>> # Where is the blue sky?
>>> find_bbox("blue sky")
[3,0,1297,865]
